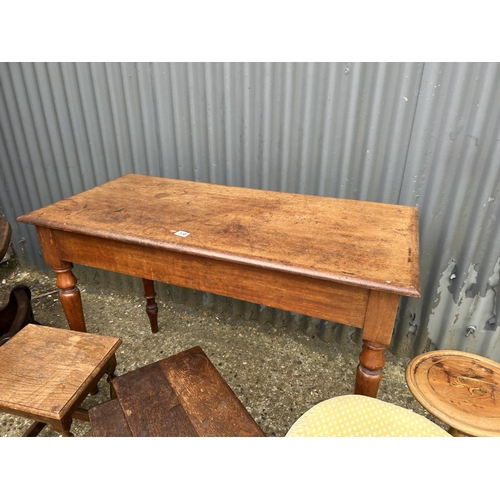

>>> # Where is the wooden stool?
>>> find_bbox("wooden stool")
[406,350,500,437]
[89,346,265,437]
[0,324,121,436]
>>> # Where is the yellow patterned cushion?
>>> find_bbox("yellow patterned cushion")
[286,395,451,437]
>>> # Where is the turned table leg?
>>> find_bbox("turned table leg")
[36,227,87,332]
[142,278,159,333]
[355,290,400,398]
[53,263,87,332]
[355,340,386,397]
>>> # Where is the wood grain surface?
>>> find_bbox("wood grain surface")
[95,346,265,437]
[54,230,369,327]
[406,350,500,436]
[18,174,420,297]
[0,324,121,420]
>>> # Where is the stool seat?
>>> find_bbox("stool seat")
[406,350,500,437]
[0,324,121,436]
[89,346,265,437]
[286,394,450,437]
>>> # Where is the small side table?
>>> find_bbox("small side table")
[0,324,121,436]
[406,350,500,437]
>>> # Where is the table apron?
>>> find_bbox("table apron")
[53,230,369,328]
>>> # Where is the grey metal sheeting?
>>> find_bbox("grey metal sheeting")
[1,62,499,360]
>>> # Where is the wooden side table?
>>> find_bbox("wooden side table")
[0,324,122,436]
[406,350,500,437]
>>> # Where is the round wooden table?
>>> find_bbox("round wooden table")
[406,350,500,437]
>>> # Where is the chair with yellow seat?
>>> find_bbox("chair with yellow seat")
[286,394,451,437]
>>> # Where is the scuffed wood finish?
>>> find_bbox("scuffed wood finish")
[0,324,121,436]
[54,230,369,328]
[89,399,132,437]
[18,174,420,297]
[17,174,421,398]
[90,346,265,437]
[406,350,500,437]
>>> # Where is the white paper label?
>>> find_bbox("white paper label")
[174,230,190,238]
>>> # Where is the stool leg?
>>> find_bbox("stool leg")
[142,278,159,333]
[53,416,74,437]
[22,421,47,437]
[106,354,118,399]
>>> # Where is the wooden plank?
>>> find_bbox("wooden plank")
[55,231,369,328]
[17,174,420,297]
[112,361,198,437]
[161,346,265,437]
[89,399,132,437]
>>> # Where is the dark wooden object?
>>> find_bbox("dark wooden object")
[406,350,500,437]
[0,285,39,346]
[142,278,158,333]
[1,218,40,345]
[17,174,420,398]
[0,218,11,263]
[89,346,265,437]
[0,324,121,436]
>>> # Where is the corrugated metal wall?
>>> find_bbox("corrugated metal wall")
[1,62,499,360]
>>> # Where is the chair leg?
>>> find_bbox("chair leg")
[142,278,159,333]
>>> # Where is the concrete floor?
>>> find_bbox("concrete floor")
[0,261,447,437]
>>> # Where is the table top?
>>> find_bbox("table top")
[406,350,500,436]
[0,324,122,420]
[18,174,420,297]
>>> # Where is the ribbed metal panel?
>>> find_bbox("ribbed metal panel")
[1,62,499,360]
[396,62,500,360]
